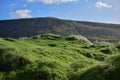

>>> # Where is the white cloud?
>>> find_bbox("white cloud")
[26,0,78,4]
[95,1,112,8]
[10,9,32,18]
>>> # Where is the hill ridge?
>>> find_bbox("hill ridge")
[0,17,120,43]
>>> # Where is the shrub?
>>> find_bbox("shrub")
[75,49,106,61]
[4,38,17,42]
[65,35,92,44]
[40,34,62,40]
[106,55,120,69]
[75,64,110,80]
[72,55,120,80]
[48,43,57,47]
[100,46,118,54]
[70,59,95,71]
[116,44,120,49]
[65,36,78,41]
[0,49,31,71]
[30,61,68,80]
[0,73,5,80]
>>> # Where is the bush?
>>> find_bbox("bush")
[65,35,92,44]
[116,44,120,49]
[0,73,5,80]
[75,64,110,80]
[75,49,106,61]
[30,61,68,80]
[106,55,120,68]
[4,38,17,42]
[48,43,57,47]
[72,55,120,80]
[0,48,31,71]
[65,36,78,41]
[40,34,62,40]
[100,46,118,54]
[70,59,95,71]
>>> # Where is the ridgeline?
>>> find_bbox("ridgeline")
[0,17,120,43]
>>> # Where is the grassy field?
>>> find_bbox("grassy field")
[0,34,120,80]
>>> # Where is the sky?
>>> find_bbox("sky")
[0,0,120,24]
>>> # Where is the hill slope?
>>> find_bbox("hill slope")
[0,17,120,43]
[0,34,120,80]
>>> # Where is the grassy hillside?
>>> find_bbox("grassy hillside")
[0,17,120,43]
[0,34,120,80]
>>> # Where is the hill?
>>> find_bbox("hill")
[0,17,120,43]
[0,34,120,80]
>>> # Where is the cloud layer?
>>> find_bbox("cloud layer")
[26,0,78,4]
[10,9,32,18]
[95,1,112,8]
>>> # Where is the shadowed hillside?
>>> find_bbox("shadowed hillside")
[0,17,120,43]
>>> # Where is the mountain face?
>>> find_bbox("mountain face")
[0,17,120,42]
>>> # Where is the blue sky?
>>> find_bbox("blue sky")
[0,0,120,24]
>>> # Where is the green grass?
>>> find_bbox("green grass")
[0,34,120,80]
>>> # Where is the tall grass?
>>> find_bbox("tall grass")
[0,34,120,80]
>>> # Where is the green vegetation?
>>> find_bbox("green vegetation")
[0,34,120,80]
